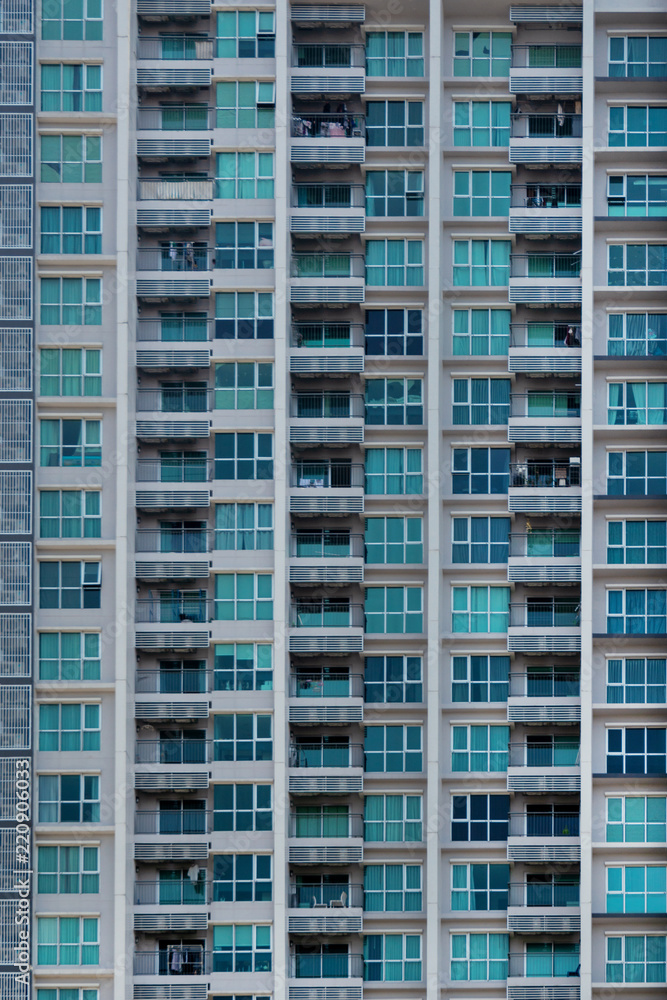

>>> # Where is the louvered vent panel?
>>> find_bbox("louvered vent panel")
[507,705,581,725]
[509,75,582,94]
[507,635,581,653]
[134,913,208,932]
[137,0,212,16]
[137,350,211,370]
[288,915,362,934]
[288,990,363,1000]
[291,216,365,234]
[134,987,208,1000]
[291,77,365,94]
[509,145,582,164]
[136,420,210,439]
[135,701,209,720]
[137,140,212,159]
[508,425,581,444]
[507,565,581,583]
[508,286,582,305]
[136,490,210,510]
[137,69,212,87]
[290,286,365,304]
[135,630,210,650]
[507,989,580,1000]
[288,846,363,865]
[289,705,363,725]
[137,209,212,228]
[290,5,365,22]
[134,771,209,790]
[290,355,364,375]
[507,845,580,864]
[288,635,363,654]
[135,561,210,580]
[135,842,209,861]
[507,494,581,514]
[510,4,582,21]
[508,355,581,374]
[507,914,581,933]
[508,216,582,234]
[290,426,363,444]
[289,497,364,515]
[289,775,363,794]
[507,775,581,793]
[136,280,210,298]
[291,144,365,164]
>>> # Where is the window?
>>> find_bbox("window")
[366,239,423,286]
[39,561,101,609]
[214,714,272,761]
[40,64,102,112]
[451,933,508,980]
[607,658,666,704]
[452,517,510,563]
[37,845,99,893]
[213,855,271,902]
[608,313,667,357]
[216,10,275,58]
[609,36,667,77]
[453,32,512,76]
[39,632,101,681]
[608,175,667,217]
[37,774,100,822]
[453,240,510,285]
[607,935,666,984]
[365,448,423,495]
[214,363,273,409]
[365,309,423,355]
[38,991,98,1000]
[451,864,510,910]
[216,81,275,128]
[365,170,424,216]
[452,655,510,703]
[607,589,667,634]
[608,521,666,563]
[40,135,101,183]
[452,448,510,494]
[215,222,273,269]
[42,0,102,39]
[526,943,579,977]
[39,491,101,538]
[364,864,423,913]
[37,916,99,965]
[453,170,511,216]
[39,348,101,396]
[364,794,422,842]
[213,784,272,831]
[452,726,509,772]
[452,379,510,424]
[364,656,422,704]
[453,101,511,146]
[365,586,423,633]
[215,291,273,340]
[608,244,667,286]
[212,925,271,973]
[607,728,666,774]
[609,105,667,146]
[608,450,667,495]
[365,31,424,76]
[365,725,422,772]
[364,934,422,981]
[366,101,424,146]
[364,518,423,565]
[365,378,423,424]
[452,586,510,633]
[607,866,666,913]
[607,796,667,842]
[38,704,100,751]
[40,277,101,325]
[214,573,272,621]
[214,432,272,480]
[452,794,509,841]
[215,504,273,551]
[40,207,101,254]
[216,152,274,199]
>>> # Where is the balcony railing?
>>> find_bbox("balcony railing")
[509,393,580,418]
[136,667,212,694]
[137,106,215,130]
[509,742,580,767]
[289,812,364,838]
[138,178,214,201]
[508,953,580,979]
[291,254,365,278]
[290,393,364,418]
[290,602,364,628]
[135,596,212,623]
[136,739,212,764]
[510,254,581,279]
[291,113,365,138]
[510,462,581,488]
[137,318,213,342]
[509,602,580,628]
[135,879,210,905]
[137,36,215,60]
[291,323,365,348]
[135,809,212,834]
[509,812,580,838]
[290,743,364,768]
[136,528,213,553]
[510,323,581,348]
[136,387,212,412]
[133,950,210,976]
[290,672,364,698]
[137,247,214,272]
[511,45,582,68]
[289,953,364,979]
[292,183,365,208]
[508,880,580,908]
[290,532,364,558]
[510,184,581,209]
[290,883,363,908]
[509,532,580,558]
[292,44,365,68]
[291,462,365,488]
[510,113,582,138]
[136,458,213,482]
[509,671,580,698]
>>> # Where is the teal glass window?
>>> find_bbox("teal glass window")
[451,864,510,910]
[37,916,99,965]
[453,240,511,285]
[365,725,422,772]
[213,783,272,831]
[451,655,510,702]
[41,0,102,39]
[364,934,422,981]
[365,586,423,633]
[40,64,102,112]
[38,632,101,681]
[606,796,667,843]
[40,134,102,183]
[607,866,667,913]
[213,642,272,691]
[364,517,423,564]
[453,32,512,76]
[364,794,422,842]
[214,714,272,762]
[453,170,511,216]
[214,573,273,620]
[365,31,424,76]
[451,933,508,980]
[451,725,509,771]
[216,151,274,198]
[39,348,101,395]
[452,586,510,633]
[364,865,422,911]
[453,101,511,146]
[37,846,99,893]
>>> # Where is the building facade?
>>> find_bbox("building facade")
[1,0,665,999]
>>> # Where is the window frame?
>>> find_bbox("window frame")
[607,449,667,496]
[215,290,274,340]
[365,238,424,286]
[214,503,273,551]
[37,844,100,894]
[40,276,102,325]
[216,10,275,58]
[364,724,423,772]
[39,489,101,538]
[606,727,667,774]
[451,724,510,772]
[453,239,511,286]
[37,773,100,823]
[452,447,510,495]
[607,865,667,914]
[607,520,667,564]
[214,431,273,480]
[214,361,273,410]
[40,134,102,183]
[606,795,667,843]
[606,657,666,704]
[364,377,424,425]
[451,654,510,703]
[214,572,273,621]
[36,915,100,966]
[213,783,272,832]
[212,853,272,902]
[213,713,273,762]
[41,0,103,41]
[451,862,510,910]
[39,347,102,397]
[40,63,103,112]
[453,100,512,147]
[364,863,423,912]
[38,560,101,610]
[607,589,667,634]
[364,447,423,495]
[215,221,274,269]
[38,631,101,681]
[450,932,509,981]
[451,516,510,563]
[608,35,667,78]
[365,585,424,634]
[363,932,422,982]
[365,100,424,146]
[453,169,512,216]
[608,105,667,147]
[212,924,272,973]
[606,933,667,984]
[452,307,511,356]
[364,793,423,842]
[451,793,510,841]
[38,702,100,752]
[364,308,423,356]
[39,206,101,255]
[365,169,425,217]
[364,517,424,565]
[453,31,512,77]
[451,586,510,633]
[215,150,274,199]
[365,31,425,77]
[215,80,275,128]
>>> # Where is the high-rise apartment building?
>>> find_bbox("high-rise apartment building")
[0,0,665,998]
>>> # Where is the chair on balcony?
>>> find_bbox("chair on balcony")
[330,891,347,908]
[555,467,568,487]
[312,895,328,909]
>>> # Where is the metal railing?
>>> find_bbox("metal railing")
[291,113,366,138]
[509,671,580,698]
[290,532,364,558]
[509,741,580,767]
[136,387,212,412]
[136,528,213,553]
[292,43,365,68]
[290,743,364,768]
[508,880,580,908]
[509,461,581,488]
[138,178,214,201]
[290,601,364,628]
[508,953,580,979]
[291,183,365,208]
[135,596,212,623]
[510,323,581,348]
[135,739,212,764]
[137,106,216,130]
[508,811,580,838]
[137,36,215,60]
[133,950,210,976]
[137,318,213,342]
[291,323,365,348]
[510,184,581,208]
[136,668,212,694]
[291,462,364,488]
[136,457,213,482]
[135,809,212,834]
[289,883,363,907]
[509,602,580,628]
[135,879,211,905]
[289,811,364,838]
[291,253,365,279]
[290,393,364,418]
[509,532,581,558]
[511,44,582,68]
[509,392,581,418]
[510,112,582,138]
[289,954,364,979]
[290,672,364,699]
[510,253,581,278]
[137,247,214,271]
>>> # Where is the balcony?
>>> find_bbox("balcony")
[136,386,211,441]
[136,0,211,20]
[507,953,580,1000]
[507,880,580,934]
[509,253,581,305]
[291,113,365,165]
[137,106,215,131]
[136,317,212,372]
[290,323,365,376]
[135,808,211,835]
[135,457,212,511]
[289,670,364,726]
[509,184,582,236]
[509,323,581,375]
[291,44,365,98]
[288,953,364,991]
[508,460,581,514]
[290,461,365,516]
[135,593,211,651]
[508,391,581,445]
[509,112,582,165]
[289,740,364,794]
[134,949,210,977]
[288,811,364,865]
[291,184,365,236]
[137,35,215,60]
[289,882,363,934]
[136,666,212,694]
[134,770,209,791]
[508,670,580,725]
[508,531,580,585]
[136,106,213,161]
[289,600,364,656]
[137,245,214,273]
[135,528,212,582]
[507,740,580,794]
[135,737,212,764]
[290,253,365,305]
[289,531,364,585]
[510,45,582,96]
[138,177,214,200]
[507,810,580,864]
[134,879,211,906]
[290,392,364,446]
[508,601,581,654]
